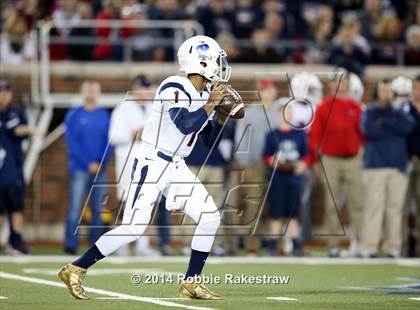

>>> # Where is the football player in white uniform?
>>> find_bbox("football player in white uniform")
[58,35,236,300]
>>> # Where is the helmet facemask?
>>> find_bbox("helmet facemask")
[213,50,231,83]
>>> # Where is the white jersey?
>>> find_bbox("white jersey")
[141,75,212,157]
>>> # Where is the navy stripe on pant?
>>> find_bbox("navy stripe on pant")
[131,165,149,209]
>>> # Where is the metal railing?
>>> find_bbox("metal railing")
[233,40,408,66]
[24,19,204,184]
[33,19,204,106]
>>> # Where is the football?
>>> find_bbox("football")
[216,87,245,119]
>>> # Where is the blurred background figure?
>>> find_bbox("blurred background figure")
[404,74,420,257]
[359,79,415,258]
[306,69,364,257]
[359,0,383,40]
[239,28,284,63]
[305,15,333,64]
[52,0,80,38]
[197,0,233,38]
[234,79,278,256]
[68,1,95,61]
[92,0,120,61]
[285,72,323,242]
[391,76,413,111]
[109,75,161,256]
[0,1,35,64]
[0,79,37,254]
[371,12,402,65]
[288,72,323,129]
[404,25,420,66]
[63,80,111,254]
[216,32,240,62]
[121,3,166,62]
[348,72,365,103]
[232,0,260,39]
[263,103,308,256]
[327,18,370,78]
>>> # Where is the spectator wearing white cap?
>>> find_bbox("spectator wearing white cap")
[234,79,278,255]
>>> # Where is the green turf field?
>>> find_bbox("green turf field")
[0,256,419,310]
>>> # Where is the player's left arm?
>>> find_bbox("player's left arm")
[198,104,232,149]
[169,107,209,135]
[199,120,222,149]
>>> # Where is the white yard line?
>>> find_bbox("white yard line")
[95,297,191,301]
[22,268,182,276]
[343,283,420,290]
[0,296,8,299]
[1,255,420,266]
[0,272,214,310]
[156,298,191,300]
[95,297,128,300]
[266,297,298,301]
[408,297,420,301]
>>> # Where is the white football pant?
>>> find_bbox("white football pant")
[96,146,221,255]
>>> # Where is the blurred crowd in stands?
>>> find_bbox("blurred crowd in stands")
[1,0,420,69]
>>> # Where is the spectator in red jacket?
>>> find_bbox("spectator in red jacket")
[306,69,364,257]
[93,0,119,60]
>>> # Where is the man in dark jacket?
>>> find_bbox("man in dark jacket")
[0,80,37,254]
[359,78,415,258]
[405,74,420,257]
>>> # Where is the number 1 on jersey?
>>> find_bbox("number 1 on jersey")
[174,90,179,103]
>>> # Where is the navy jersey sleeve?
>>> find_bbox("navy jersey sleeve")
[169,107,208,135]
[199,118,223,149]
